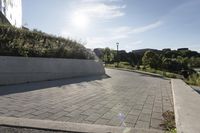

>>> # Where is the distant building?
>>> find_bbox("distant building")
[0,0,22,27]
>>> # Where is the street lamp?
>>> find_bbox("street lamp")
[116,42,119,67]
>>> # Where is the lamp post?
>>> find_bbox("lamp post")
[116,42,119,67]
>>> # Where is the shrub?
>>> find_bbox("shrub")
[160,111,176,131]
[0,25,95,59]
[142,50,161,69]
[162,58,188,73]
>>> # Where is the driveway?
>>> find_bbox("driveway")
[0,69,173,131]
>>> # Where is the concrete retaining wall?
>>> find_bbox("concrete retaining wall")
[0,56,105,85]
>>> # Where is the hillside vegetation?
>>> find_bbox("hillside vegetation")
[95,47,200,86]
[0,25,95,59]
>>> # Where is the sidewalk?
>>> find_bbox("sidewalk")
[171,79,200,133]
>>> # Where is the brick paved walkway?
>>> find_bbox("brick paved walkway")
[0,69,173,130]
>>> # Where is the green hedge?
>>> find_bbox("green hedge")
[0,25,95,59]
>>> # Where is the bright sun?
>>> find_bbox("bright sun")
[71,13,89,29]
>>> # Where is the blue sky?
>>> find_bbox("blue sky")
[22,0,200,52]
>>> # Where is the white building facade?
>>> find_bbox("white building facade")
[0,0,22,27]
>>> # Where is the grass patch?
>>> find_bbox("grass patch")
[140,67,181,78]
[185,73,200,86]
[106,62,181,79]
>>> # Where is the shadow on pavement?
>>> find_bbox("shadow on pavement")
[0,74,110,96]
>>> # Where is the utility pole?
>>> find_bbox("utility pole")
[116,42,119,67]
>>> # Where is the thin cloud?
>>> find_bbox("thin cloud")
[109,20,163,37]
[132,40,143,45]
[131,21,163,34]
[74,3,126,20]
[81,0,123,2]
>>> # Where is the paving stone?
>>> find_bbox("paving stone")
[135,121,150,128]
[95,107,110,115]
[150,118,163,129]
[85,113,101,122]
[128,109,141,116]
[56,116,71,122]
[33,112,52,119]
[64,106,78,112]
[80,109,96,116]
[143,104,153,110]
[0,109,9,114]
[67,114,88,123]
[152,112,163,120]
[65,110,82,117]
[79,105,91,111]
[122,122,134,127]
[153,106,162,113]
[81,120,94,124]
[124,115,138,124]
[19,114,35,118]
[101,112,116,120]
[138,113,151,122]
[47,108,63,114]
[141,108,152,115]
[31,109,48,116]
[91,104,104,110]
[0,69,173,132]
[133,104,143,110]
[107,117,122,126]
[94,118,109,125]
[47,112,67,120]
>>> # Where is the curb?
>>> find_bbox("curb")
[0,116,163,133]
[171,79,200,133]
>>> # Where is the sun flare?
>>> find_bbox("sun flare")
[71,12,90,29]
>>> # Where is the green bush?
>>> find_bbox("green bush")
[142,50,161,69]
[0,25,95,59]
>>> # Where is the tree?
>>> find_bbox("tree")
[162,58,189,73]
[142,51,161,69]
[111,50,117,63]
[162,58,179,72]
[103,47,112,63]
[118,50,128,62]
[128,52,137,66]
[163,50,179,58]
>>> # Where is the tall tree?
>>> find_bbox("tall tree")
[103,47,112,63]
